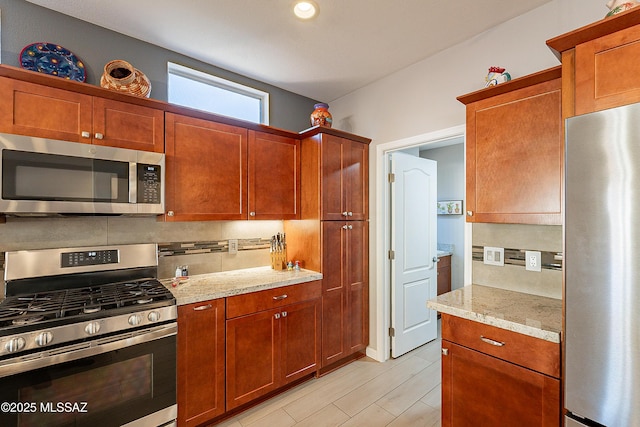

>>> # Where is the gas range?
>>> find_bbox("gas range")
[0,243,178,427]
[0,244,176,362]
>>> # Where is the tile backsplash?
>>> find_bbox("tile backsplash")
[0,215,283,283]
[472,223,563,299]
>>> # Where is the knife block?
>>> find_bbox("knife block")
[270,250,287,270]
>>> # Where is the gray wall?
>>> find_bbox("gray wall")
[0,1,317,279]
[0,0,319,132]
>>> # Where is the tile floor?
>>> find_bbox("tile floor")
[212,331,442,427]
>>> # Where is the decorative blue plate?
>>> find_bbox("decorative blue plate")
[20,42,86,82]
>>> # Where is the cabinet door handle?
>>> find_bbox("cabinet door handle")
[348,211,353,216]
[480,336,505,347]
[249,211,256,217]
[81,131,91,138]
[167,211,175,217]
[442,348,449,356]
[467,210,474,216]
[342,225,348,230]
[274,313,281,319]
[342,211,349,217]
[282,311,287,317]
[94,132,104,140]
[193,304,212,311]
[272,294,288,300]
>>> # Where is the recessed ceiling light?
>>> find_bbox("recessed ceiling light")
[293,1,318,19]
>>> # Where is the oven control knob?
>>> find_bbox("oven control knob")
[35,331,53,347]
[85,321,101,335]
[147,311,161,322]
[5,337,26,353]
[128,314,143,326]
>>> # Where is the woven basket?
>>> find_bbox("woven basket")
[100,60,151,98]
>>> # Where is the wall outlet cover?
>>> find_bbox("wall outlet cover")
[525,250,542,272]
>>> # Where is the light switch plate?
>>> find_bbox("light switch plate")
[483,246,504,266]
[228,239,238,254]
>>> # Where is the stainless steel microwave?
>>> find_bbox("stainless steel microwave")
[0,133,164,215]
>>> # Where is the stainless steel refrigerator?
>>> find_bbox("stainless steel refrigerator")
[565,102,640,426]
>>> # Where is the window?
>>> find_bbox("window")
[167,62,269,124]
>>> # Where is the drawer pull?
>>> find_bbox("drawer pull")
[442,348,449,356]
[193,304,213,311]
[272,294,288,301]
[275,313,281,319]
[282,311,287,317]
[480,336,505,347]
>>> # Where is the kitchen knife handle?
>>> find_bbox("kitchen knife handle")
[480,336,505,347]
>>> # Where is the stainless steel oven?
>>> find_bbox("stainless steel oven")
[0,244,177,427]
[0,133,164,215]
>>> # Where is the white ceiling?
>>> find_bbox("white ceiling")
[25,0,552,102]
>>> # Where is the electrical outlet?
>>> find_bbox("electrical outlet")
[525,250,542,272]
[483,247,504,266]
[228,239,238,254]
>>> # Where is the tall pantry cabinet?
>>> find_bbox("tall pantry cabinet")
[285,128,371,372]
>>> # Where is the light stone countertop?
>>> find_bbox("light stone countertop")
[163,266,323,306]
[437,250,452,257]
[427,284,562,343]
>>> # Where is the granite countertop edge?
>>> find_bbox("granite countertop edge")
[163,266,323,306]
[427,284,562,343]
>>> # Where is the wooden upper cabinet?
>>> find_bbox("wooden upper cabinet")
[547,8,640,116]
[165,113,247,221]
[574,25,640,114]
[92,97,164,152]
[248,131,300,220]
[458,68,563,225]
[0,77,164,152]
[321,134,368,221]
[0,77,92,142]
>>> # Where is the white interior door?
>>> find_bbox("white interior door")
[390,151,438,358]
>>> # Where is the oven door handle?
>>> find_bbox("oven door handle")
[0,323,177,378]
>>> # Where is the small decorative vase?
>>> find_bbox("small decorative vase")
[310,103,333,127]
[485,66,511,88]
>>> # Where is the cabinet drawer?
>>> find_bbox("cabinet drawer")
[226,280,321,318]
[442,314,560,378]
[438,255,451,268]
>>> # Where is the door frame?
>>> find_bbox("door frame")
[371,124,471,362]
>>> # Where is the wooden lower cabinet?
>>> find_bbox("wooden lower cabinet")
[442,341,560,427]
[441,314,561,427]
[177,299,226,427]
[226,282,321,410]
[320,220,369,368]
[437,255,451,296]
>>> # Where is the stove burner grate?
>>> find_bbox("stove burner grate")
[0,279,173,330]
